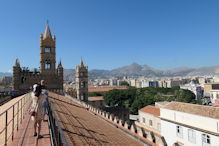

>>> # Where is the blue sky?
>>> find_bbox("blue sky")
[0,0,219,72]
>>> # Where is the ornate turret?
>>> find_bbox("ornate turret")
[58,60,62,67]
[58,61,63,74]
[57,60,63,89]
[53,34,56,40]
[15,58,20,67]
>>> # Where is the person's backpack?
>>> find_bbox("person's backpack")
[34,84,42,97]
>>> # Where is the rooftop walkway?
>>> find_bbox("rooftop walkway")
[0,93,51,146]
[9,114,51,146]
[1,92,157,146]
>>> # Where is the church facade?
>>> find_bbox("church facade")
[12,22,63,95]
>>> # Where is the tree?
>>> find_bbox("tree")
[103,86,196,115]
[88,92,103,97]
[130,93,155,114]
[176,89,195,103]
[120,81,129,86]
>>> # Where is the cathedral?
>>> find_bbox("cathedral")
[12,22,63,95]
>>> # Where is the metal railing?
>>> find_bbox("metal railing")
[47,100,68,146]
[0,93,32,146]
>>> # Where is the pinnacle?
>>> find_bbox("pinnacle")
[80,57,84,66]
[43,21,52,39]
[15,58,20,67]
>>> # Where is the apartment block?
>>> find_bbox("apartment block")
[160,102,219,146]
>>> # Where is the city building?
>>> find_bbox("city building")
[109,78,117,86]
[158,80,165,88]
[135,80,159,88]
[136,105,164,144]
[160,102,219,146]
[164,79,183,88]
[0,76,12,85]
[130,79,136,87]
[0,86,11,93]
[198,77,207,88]
[209,90,219,106]
[180,81,202,100]
[204,83,219,96]
[135,80,142,88]
[12,22,63,95]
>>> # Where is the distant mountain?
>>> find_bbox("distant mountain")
[64,69,75,81]
[162,67,196,77]
[0,72,12,77]
[111,62,161,77]
[63,63,219,81]
[187,66,219,76]
[2,63,218,81]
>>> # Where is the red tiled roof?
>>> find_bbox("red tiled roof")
[88,86,127,92]
[164,101,219,119]
[88,96,104,101]
[139,106,160,116]
[49,92,143,145]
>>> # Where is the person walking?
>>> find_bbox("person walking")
[31,80,47,139]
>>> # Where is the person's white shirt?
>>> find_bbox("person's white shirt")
[33,84,38,92]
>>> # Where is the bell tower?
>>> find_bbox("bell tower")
[40,21,56,75]
[12,58,21,93]
[76,58,88,101]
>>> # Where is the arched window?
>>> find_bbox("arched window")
[81,81,84,88]
[45,60,51,70]
[21,77,26,84]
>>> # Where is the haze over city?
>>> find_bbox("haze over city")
[0,0,219,72]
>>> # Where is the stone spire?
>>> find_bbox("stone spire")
[43,20,52,39]
[15,58,20,67]
[58,60,63,68]
[80,57,84,67]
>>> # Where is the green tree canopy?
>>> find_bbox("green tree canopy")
[103,86,196,114]
[119,81,129,86]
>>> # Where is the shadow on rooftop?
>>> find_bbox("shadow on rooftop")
[49,96,86,109]
[63,128,109,144]
[59,121,105,136]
